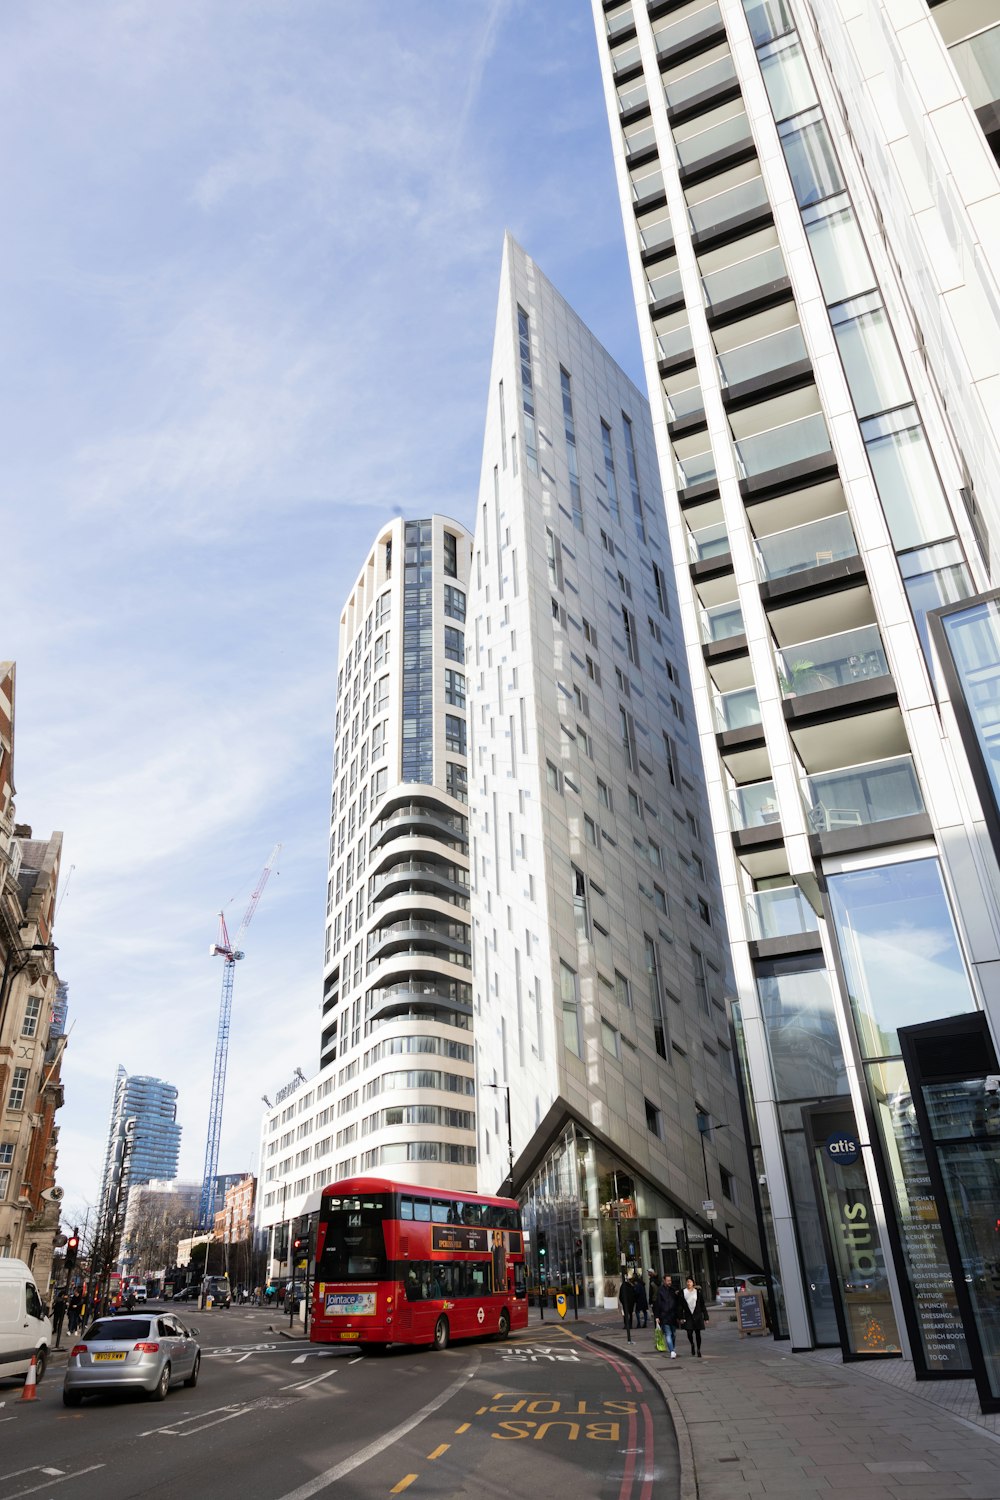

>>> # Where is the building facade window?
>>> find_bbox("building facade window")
[517,306,539,474]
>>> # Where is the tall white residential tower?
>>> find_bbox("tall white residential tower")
[257,517,476,1272]
[594,0,1000,1408]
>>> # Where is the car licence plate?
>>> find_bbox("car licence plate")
[339,1331,360,1340]
[92,1352,127,1361]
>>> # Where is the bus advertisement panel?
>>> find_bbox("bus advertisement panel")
[310,1176,528,1351]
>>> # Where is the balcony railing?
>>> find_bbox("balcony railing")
[715,686,762,733]
[677,448,717,489]
[632,167,665,201]
[607,5,635,36]
[640,214,674,254]
[655,2,722,57]
[746,885,817,941]
[718,324,806,388]
[804,754,924,832]
[702,244,786,310]
[675,112,752,173]
[665,53,737,112]
[656,324,694,363]
[776,623,888,698]
[368,917,470,954]
[648,264,681,302]
[755,511,858,581]
[702,601,744,644]
[612,39,642,74]
[618,79,649,114]
[735,410,832,479]
[730,779,781,831]
[626,122,657,155]
[373,859,470,894]
[666,384,704,423]
[949,25,1000,111]
[688,520,729,563]
[688,173,769,235]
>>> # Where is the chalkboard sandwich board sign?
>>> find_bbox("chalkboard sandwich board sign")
[736,1290,767,1337]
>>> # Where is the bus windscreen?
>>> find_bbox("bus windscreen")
[317,1194,391,1281]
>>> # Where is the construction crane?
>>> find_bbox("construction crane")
[198,844,280,1229]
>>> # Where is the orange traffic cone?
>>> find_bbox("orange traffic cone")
[20,1354,39,1401]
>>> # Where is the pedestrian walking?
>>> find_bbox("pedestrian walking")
[647,1269,659,1312]
[618,1274,637,1344]
[680,1275,709,1358]
[67,1290,82,1337]
[653,1273,680,1358]
[632,1271,649,1329]
[51,1288,67,1349]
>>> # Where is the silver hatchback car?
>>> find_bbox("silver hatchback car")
[63,1312,201,1405]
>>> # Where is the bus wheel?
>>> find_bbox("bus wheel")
[433,1316,450,1351]
[497,1310,510,1340]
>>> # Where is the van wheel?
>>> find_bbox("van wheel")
[497,1310,510,1340]
[433,1317,450,1351]
[32,1349,46,1384]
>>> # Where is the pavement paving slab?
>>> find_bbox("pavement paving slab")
[579,1305,1000,1500]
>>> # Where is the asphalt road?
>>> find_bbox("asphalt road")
[0,1307,677,1499]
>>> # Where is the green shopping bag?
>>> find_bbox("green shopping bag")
[654,1325,666,1353]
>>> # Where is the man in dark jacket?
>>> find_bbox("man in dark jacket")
[618,1275,637,1343]
[653,1274,680,1358]
[632,1272,649,1328]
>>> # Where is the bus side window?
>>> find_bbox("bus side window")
[414,1201,431,1222]
[400,1198,413,1220]
[431,1202,450,1224]
[463,1202,481,1226]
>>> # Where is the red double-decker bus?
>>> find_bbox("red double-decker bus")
[310,1175,528,1351]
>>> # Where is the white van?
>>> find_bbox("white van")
[0,1259,51,1383]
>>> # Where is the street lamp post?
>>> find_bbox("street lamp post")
[481,1081,513,1191]
[696,1112,729,1298]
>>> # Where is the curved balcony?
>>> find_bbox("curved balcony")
[371,856,470,902]
[367,916,471,964]
[366,980,473,1029]
[370,805,468,854]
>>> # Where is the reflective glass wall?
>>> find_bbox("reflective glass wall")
[827,858,977,1373]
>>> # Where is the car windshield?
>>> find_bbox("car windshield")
[84,1319,152,1341]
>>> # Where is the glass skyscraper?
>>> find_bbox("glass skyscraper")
[593,0,1000,1411]
[97,1067,182,1245]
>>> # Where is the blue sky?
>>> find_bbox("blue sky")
[2,0,643,1231]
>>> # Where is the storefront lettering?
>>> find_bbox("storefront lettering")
[838,1201,878,1278]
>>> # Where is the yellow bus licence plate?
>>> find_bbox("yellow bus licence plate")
[339,1331,361,1340]
[93,1352,126,1361]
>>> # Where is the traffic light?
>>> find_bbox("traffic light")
[574,1236,583,1265]
[292,1219,313,1263]
[65,1232,79,1273]
[537,1231,547,1280]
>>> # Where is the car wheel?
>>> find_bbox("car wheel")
[62,1389,83,1408]
[183,1353,201,1388]
[149,1363,171,1401]
[496,1310,510,1340]
[31,1349,47,1384]
[432,1316,450,1351]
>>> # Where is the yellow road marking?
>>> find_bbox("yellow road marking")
[454,1423,470,1434]
[390,1477,418,1494]
[427,1444,449,1461]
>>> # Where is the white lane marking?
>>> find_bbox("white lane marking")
[273,1366,476,1500]
[235,1353,252,1363]
[280,1370,338,1392]
[347,1356,363,1365]
[291,1351,338,1364]
[140,1404,244,1436]
[1,1465,105,1499]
